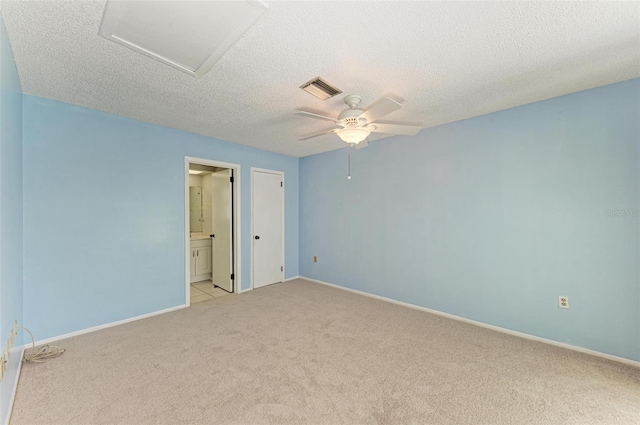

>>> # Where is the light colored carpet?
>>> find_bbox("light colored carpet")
[11,279,640,425]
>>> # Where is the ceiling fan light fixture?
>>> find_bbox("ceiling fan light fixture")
[336,127,370,145]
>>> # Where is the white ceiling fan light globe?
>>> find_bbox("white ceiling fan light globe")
[336,127,370,144]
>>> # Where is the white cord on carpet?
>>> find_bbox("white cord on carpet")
[18,325,66,363]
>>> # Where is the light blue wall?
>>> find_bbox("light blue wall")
[300,79,640,361]
[0,13,23,424]
[22,96,299,341]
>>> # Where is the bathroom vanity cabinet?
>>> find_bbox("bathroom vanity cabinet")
[190,238,212,283]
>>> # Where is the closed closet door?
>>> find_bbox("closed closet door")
[252,170,284,289]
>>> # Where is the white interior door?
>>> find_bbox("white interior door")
[252,170,284,289]
[211,169,233,292]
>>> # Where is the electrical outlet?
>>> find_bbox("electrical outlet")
[9,325,15,347]
[313,256,317,263]
[0,320,20,382]
[558,296,569,309]
[0,353,5,382]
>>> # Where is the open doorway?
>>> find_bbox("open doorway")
[185,157,241,305]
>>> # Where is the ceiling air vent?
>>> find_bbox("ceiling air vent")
[300,77,342,100]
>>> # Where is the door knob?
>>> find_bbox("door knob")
[254,235,260,240]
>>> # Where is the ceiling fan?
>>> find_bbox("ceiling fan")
[297,94,422,149]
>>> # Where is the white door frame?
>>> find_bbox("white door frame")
[250,167,285,290]
[185,157,242,306]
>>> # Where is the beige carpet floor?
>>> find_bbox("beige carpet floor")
[10,279,640,425]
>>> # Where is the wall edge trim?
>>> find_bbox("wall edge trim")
[3,346,25,425]
[283,275,301,282]
[300,276,640,368]
[33,304,187,346]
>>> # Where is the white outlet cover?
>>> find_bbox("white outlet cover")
[558,296,569,309]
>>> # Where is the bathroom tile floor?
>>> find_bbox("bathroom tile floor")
[190,281,231,304]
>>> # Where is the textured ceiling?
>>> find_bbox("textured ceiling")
[3,1,640,157]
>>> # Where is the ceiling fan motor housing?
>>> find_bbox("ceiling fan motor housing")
[338,108,364,126]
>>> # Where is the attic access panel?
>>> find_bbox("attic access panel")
[99,0,267,77]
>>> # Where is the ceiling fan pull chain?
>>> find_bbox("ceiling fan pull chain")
[348,144,354,180]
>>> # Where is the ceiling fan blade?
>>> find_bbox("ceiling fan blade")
[358,97,402,123]
[295,110,337,123]
[368,122,422,136]
[299,127,339,141]
[354,140,368,150]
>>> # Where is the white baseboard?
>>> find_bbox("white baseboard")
[283,275,301,282]
[238,276,300,293]
[34,304,187,346]
[2,346,25,425]
[301,276,640,368]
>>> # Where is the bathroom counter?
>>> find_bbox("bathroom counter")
[190,235,211,241]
